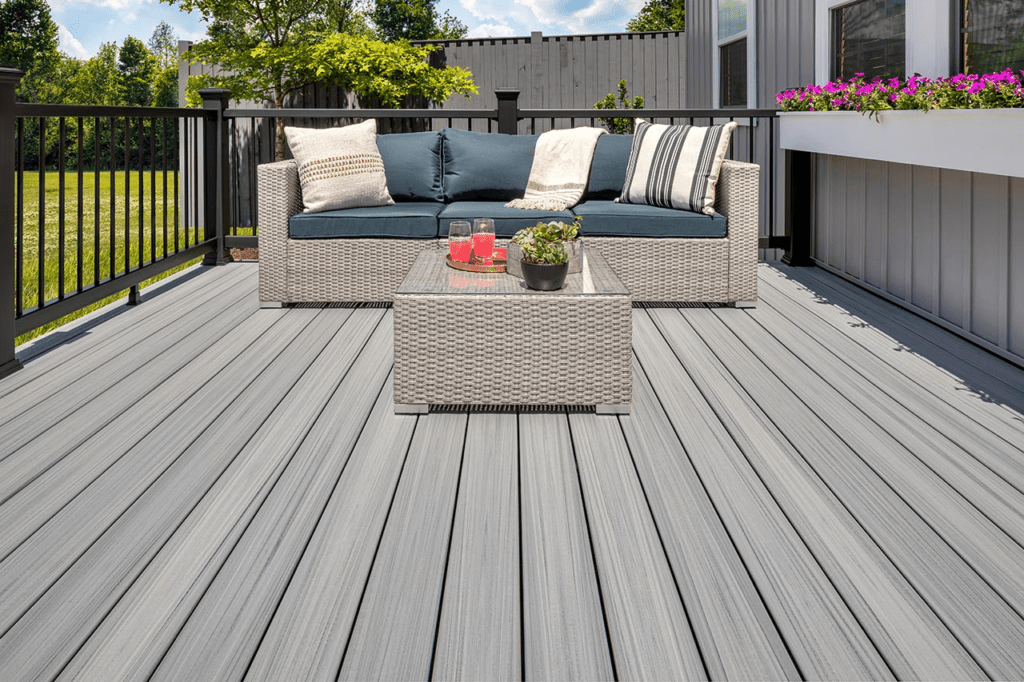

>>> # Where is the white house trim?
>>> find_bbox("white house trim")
[815,0,954,85]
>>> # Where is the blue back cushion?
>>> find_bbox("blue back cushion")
[586,134,633,200]
[442,128,537,202]
[377,131,443,202]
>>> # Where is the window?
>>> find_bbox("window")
[714,0,754,108]
[961,0,1024,73]
[720,39,748,107]
[830,0,906,80]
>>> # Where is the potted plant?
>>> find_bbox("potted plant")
[519,238,570,291]
[508,217,584,280]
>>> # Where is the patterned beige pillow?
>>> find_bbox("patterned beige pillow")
[618,119,738,216]
[285,119,394,213]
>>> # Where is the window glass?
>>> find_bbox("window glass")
[720,38,748,107]
[961,0,1024,73]
[830,0,906,81]
[718,0,747,41]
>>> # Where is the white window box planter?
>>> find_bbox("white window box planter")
[779,109,1024,178]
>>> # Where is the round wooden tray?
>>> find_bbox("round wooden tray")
[446,254,508,273]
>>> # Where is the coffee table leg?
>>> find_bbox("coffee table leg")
[395,403,429,415]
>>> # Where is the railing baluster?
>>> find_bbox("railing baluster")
[16,118,23,317]
[137,116,143,269]
[182,118,189,251]
[124,116,130,274]
[38,116,46,309]
[151,117,156,264]
[109,117,116,280]
[94,117,100,287]
[193,118,200,245]
[77,117,83,294]
[58,118,66,300]
[162,117,168,259]
[174,118,180,254]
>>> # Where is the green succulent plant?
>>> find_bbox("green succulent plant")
[511,216,583,265]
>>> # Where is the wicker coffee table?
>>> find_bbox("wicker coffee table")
[393,249,632,414]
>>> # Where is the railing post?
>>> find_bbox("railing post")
[0,68,24,379]
[199,88,232,265]
[782,149,813,267]
[495,89,520,135]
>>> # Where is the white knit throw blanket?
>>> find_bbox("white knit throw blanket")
[505,127,606,211]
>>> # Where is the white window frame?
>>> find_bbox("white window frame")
[815,0,953,85]
[712,0,757,109]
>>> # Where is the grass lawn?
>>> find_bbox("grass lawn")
[14,170,252,345]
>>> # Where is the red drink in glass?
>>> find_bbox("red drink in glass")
[472,233,495,262]
[449,240,472,262]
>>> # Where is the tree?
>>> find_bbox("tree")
[161,0,477,157]
[0,0,58,72]
[371,0,467,41]
[149,20,179,70]
[119,36,157,107]
[626,0,684,32]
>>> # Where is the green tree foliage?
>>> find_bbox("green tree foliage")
[0,0,58,72]
[119,36,158,106]
[149,20,179,69]
[163,0,477,157]
[593,80,644,134]
[371,0,467,41]
[626,0,684,32]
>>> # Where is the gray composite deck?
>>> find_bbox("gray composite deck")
[2,261,1024,681]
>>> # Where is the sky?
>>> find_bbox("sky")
[49,0,648,60]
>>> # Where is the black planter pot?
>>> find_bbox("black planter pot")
[520,260,569,291]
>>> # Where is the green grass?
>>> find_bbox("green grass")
[14,170,222,345]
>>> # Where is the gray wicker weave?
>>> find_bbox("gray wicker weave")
[393,249,632,412]
[256,158,758,304]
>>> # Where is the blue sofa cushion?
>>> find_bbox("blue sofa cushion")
[439,202,574,238]
[289,202,442,239]
[586,134,633,200]
[442,128,538,202]
[571,201,728,238]
[376,131,443,202]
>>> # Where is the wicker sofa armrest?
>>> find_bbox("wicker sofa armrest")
[257,160,302,302]
[716,159,760,304]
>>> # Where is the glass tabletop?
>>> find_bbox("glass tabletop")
[396,248,629,297]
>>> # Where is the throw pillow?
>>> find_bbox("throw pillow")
[617,119,738,216]
[285,119,394,214]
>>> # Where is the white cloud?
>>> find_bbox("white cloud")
[57,22,91,59]
[466,22,518,38]
[453,0,641,36]
[565,0,644,33]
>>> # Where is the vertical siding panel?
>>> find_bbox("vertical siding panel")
[911,166,938,314]
[970,173,1009,347]
[863,160,887,289]
[828,156,846,271]
[1010,177,1024,357]
[939,169,970,329]
[886,163,912,302]
[845,157,865,279]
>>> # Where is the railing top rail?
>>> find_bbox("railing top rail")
[517,108,780,118]
[12,102,208,119]
[225,108,498,119]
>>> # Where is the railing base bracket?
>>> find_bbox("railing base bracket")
[203,253,234,267]
[0,358,23,379]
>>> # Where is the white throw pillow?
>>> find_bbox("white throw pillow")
[285,119,394,214]
[617,119,738,216]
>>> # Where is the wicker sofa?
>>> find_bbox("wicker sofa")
[257,127,759,305]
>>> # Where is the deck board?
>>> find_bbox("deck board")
[2,262,1024,680]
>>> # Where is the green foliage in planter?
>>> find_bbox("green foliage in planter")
[520,240,568,265]
[512,217,582,265]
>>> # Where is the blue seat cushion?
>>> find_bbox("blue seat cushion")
[571,201,728,238]
[439,202,574,238]
[442,128,538,202]
[289,202,442,239]
[377,131,443,202]
[586,134,633,200]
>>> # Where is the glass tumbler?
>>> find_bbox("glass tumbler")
[448,221,472,262]
[472,218,495,263]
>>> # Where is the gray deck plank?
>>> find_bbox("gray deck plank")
[621,356,799,681]
[152,332,398,682]
[748,284,1024,545]
[0,263,250,403]
[59,311,389,682]
[336,413,467,682]
[242,374,416,682]
[0,273,256,473]
[568,412,707,681]
[665,306,1019,678]
[0,303,280,560]
[432,413,521,682]
[519,413,614,682]
[760,265,1024,454]
[792,265,1024,421]
[632,311,893,680]
[759,267,1024,486]
[0,311,344,681]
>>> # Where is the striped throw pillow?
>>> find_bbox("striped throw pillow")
[285,119,394,214]
[617,120,738,216]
